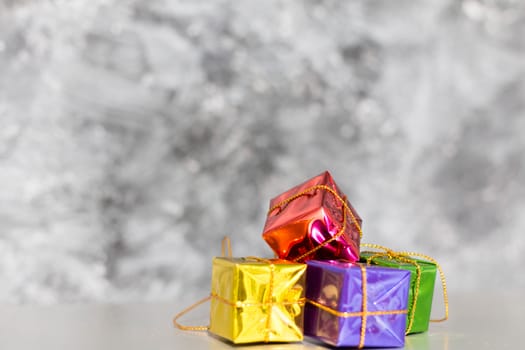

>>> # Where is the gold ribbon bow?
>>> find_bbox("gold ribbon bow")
[307,264,407,349]
[268,184,363,262]
[360,243,449,334]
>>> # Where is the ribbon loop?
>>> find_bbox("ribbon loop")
[221,236,233,258]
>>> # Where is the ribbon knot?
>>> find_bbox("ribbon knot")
[385,249,396,259]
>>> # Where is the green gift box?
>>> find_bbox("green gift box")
[360,246,447,334]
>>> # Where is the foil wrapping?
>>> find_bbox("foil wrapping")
[263,171,362,263]
[209,257,306,344]
[304,260,410,348]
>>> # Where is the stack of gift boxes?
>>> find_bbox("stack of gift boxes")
[175,171,447,348]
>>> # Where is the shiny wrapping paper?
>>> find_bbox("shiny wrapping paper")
[263,171,362,263]
[360,252,437,334]
[304,260,410,348]
[209,257,306,344]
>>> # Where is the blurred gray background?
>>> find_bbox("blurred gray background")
[1,0,524,304]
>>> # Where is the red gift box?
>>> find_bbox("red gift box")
[262,171,362,263]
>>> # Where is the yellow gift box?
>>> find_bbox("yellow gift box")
[209,257,306,344]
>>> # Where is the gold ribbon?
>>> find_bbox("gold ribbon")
[307,264,407,349]
[360,243,449,334]
[172,296,212,331]
[244,256,276,343]
[262,257,275,342]
[210,292,305,308]
[172,238,304,343]
[268,184,363,262]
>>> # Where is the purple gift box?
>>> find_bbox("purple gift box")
[305,260,410,348]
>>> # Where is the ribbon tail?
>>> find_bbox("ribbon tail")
[429,261,449,322]
[172,295,211,331]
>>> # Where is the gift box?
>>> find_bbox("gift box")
[304,260,410,348]
[360,250,438,334]
[209,257,306,344]
[263,171,362,263]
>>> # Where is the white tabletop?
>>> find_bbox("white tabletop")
[0,291,521,350]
